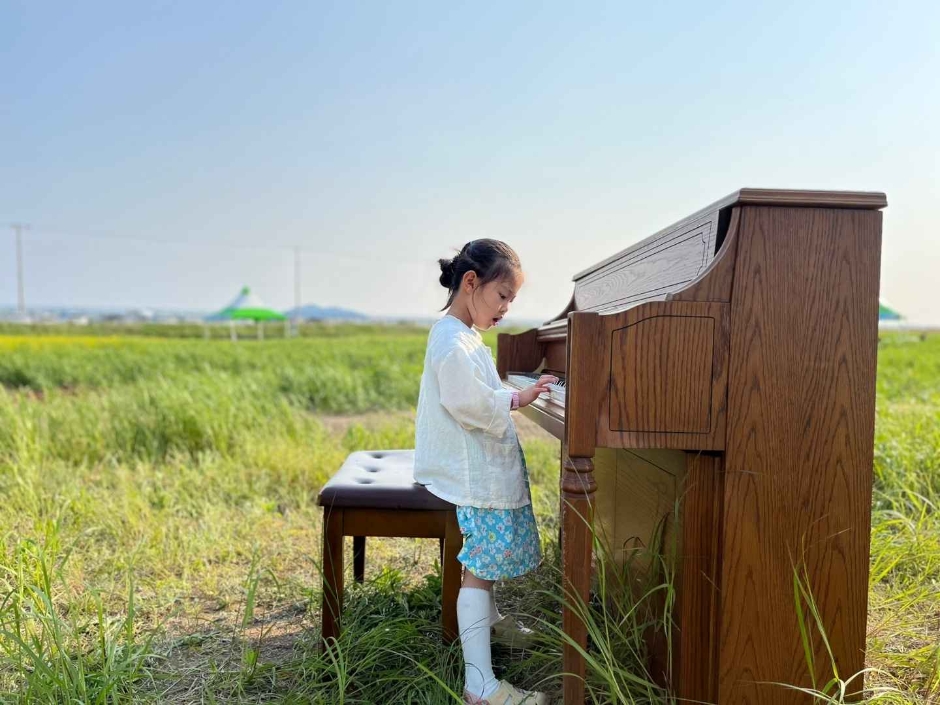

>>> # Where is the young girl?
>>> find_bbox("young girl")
[414,239,558,704]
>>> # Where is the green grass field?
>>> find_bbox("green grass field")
[0,326,936,703]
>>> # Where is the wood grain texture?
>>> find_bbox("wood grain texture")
[442,511,463,643]
[572,190,884,282]
[510,302,730,450]
[573,212,720,314]
[543,339,567,373]
[554,190,884,331]
[617,450,685,691]
[586,447,620,556]
[561,453,597,705]
[612,450,683,572]
[610,315,715,433]
[718,206,881,704]
[496,328,542,379]
[674,452,724,703]
[668,207,740,303]
[565,312,608,458]
[573,202,721,282]
[590,448,723,702]
[598,301,730,451]
[492,190,885,705]
[343,509,448,539]
[734,188,887,210]
[538,320,568,342]
[320,506,463,649]
[321,507,344,647]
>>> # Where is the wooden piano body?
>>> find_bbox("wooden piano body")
[497,189,885,704]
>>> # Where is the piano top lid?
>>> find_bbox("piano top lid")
[572,187,888,281]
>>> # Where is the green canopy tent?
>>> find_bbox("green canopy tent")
[206,286,287,341]
[877,299,938,338]
[878,299,902,321]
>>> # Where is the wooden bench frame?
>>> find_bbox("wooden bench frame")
[321,506,464,645]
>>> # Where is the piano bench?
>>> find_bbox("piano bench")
[317,449,463,647]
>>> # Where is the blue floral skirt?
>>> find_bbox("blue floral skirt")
[455,446,542,581]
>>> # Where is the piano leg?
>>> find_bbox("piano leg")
[561,454,597,704]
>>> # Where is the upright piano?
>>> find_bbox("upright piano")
[497,189,885,704]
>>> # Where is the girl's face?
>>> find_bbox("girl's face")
[460,269,523,331]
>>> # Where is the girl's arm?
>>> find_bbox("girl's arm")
[437,348,515,437]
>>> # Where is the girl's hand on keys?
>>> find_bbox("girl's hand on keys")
[519,375,559,408]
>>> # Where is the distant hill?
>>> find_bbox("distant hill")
[284,304,369,321]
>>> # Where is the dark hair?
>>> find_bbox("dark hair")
[437,239,521,311]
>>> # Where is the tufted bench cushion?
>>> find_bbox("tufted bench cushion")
[317,449,454,511]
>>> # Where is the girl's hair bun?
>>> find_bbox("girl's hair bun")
[436,239,520,312]
[438,257,456,289]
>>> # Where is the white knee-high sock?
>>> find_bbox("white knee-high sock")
[457,587,499,698]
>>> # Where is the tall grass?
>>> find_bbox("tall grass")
[0,331,430,700]
[534,536,673,704]
[0,334,427,404]
[0,330,935,702]
[0,539,155,703]
[866,338,940,702]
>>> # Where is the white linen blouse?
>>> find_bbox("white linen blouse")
[413,315,529,509]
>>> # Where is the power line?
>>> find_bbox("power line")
[13,224,431,266]
[3,222,450,317]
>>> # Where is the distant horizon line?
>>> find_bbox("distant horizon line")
[0,302,550,325]
[3,303,938,328]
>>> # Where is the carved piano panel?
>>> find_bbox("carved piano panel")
[581,301,729,453]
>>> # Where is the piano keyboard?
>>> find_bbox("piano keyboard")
[507,374,566,408]
[548,381,566,407]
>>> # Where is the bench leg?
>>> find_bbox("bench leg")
[441,510,463,643]
[321,507,344,648]
[353,536,366,583]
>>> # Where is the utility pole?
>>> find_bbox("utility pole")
[293,246,302,337]
[12,223,28,319]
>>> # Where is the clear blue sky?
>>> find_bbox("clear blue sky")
[2,1,937,322]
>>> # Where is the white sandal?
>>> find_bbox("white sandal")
[463,679,548,704]
[490,614,536,649]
